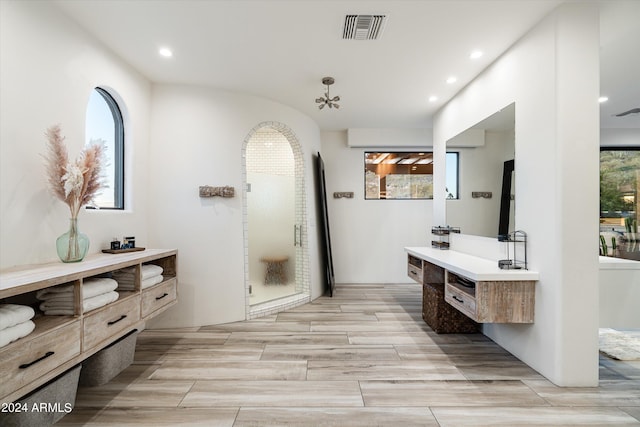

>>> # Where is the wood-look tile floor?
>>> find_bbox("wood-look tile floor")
[58,283,640,426]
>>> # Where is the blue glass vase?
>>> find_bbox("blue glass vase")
[56,218,89,262]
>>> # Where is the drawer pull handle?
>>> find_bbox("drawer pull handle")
[19,351,55,369]
[155,292,169,300]
[452,295,464,303]
[108,314,127,325]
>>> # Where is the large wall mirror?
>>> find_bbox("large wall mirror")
[446,103,515,238]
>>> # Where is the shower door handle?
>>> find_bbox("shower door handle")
[294,225,302,247]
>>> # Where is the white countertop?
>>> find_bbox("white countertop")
[0,248,177,293]
[405,246,539,281]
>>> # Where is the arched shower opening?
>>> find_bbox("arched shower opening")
[241,122,310,319]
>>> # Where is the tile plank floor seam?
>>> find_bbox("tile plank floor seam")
[58,283,640,426]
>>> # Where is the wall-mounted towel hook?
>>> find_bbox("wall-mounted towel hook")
[471,191,492,199]
[333,192,354,199]
[199,186,235,198]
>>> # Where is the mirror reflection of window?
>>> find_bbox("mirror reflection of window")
[364,152,458,200]
[600,148,640,260]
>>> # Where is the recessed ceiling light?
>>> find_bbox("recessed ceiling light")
[446,76,457,84]
[598,96,609,103]
[470,50,483,59]
[159,47,173,58]
[428,95,438,102]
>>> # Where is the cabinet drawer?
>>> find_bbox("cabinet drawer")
[445,284,477,320]
[407,255,423,284]
[141,278,177,318]
[0,320,81,398]
[83,295,140,350]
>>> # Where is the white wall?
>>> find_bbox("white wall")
[0,0,151,268]
[320,131,433,283]
[599,257,640,329]
[322,128,511,282]
[146,85,323,328]
[601,128,640,147]
[0,1,323,328]
[434,4,600,386]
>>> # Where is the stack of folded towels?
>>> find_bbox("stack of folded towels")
[36,278,119,315]
[112,264,164,290]
[0,304,36,348]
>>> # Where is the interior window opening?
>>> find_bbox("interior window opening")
[364,151,459,200]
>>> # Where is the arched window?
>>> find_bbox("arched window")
[85,87,124,209]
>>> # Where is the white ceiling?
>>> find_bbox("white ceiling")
[53,0,640,131]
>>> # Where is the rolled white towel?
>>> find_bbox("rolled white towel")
[141,264,163,280]
[39,299,74,311]
[112,272,134,280]
[40,291,120,314]
[37,294,75,305]
[82,278,118,299]
[118,275,164,290]
[114,277,135,287]
[42,309,74,316]
[36,283,73,299]
[0,320,36,348]
[113,265,163,289]
[83,291,119,313]
[0,304,35,331]
[36,278,118,300]
[113,264,162,280]
[142,275,164,290]
[112,266,135,275]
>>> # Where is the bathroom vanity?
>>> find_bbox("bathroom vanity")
[406,247,538,324]
[0,249,177,405]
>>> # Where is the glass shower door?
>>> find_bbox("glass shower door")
[246,128,298,305]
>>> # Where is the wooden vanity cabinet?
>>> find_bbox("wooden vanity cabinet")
[406,250,537,324]
[0,249,178,404]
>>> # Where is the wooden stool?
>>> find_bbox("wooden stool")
[260,256,289,285]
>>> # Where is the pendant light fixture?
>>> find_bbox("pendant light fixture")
[315,77,340,109]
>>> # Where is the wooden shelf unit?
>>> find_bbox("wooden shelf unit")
[0,249,177,404]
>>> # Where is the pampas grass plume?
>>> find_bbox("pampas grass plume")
[43,125,106,217]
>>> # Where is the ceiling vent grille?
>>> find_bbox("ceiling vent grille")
[343,15,387,40]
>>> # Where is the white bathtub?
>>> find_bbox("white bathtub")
[599,256,640,328]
